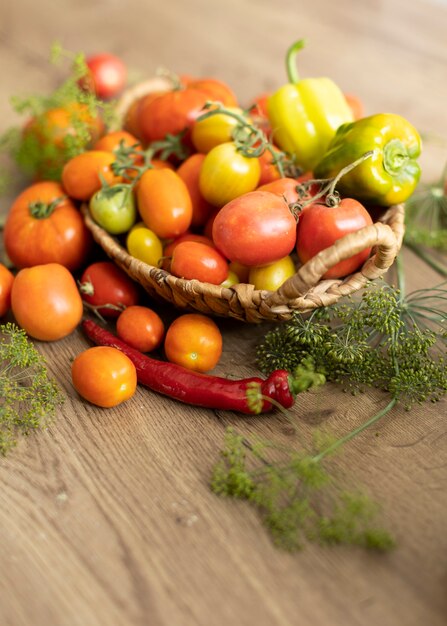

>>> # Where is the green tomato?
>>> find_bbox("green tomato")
[89,184,137,235]
[248,255,296,291]
[126,222,163,267]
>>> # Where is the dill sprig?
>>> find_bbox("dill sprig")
[0,323,63,455]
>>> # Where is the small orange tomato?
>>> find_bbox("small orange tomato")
[257,177,301,205]
[93,130,142,153]
[0,264,14,317]
[161,233,215,271]
[11,263,83,341]
[170,241,229,284]
[116,305,165,352]
[176,154,214,228]
[72,346,137,408]
[257,148,282,186]
[164,313,223,372]
[137,168,192,239]
[344,93,364,121]
[62,150,122,201]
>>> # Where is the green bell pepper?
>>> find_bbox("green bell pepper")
[314,113,422,206]
[267,40,354,171]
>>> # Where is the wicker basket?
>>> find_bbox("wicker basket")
[84,79,406,323]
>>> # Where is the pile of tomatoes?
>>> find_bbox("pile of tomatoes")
[0,51,372,409]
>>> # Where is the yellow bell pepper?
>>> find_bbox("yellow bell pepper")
[267,40,353,171]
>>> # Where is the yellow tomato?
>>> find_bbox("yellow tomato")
[248,255,296,291]
[199,142,261,207]
[191,107,247,153]
[126,222,164,267]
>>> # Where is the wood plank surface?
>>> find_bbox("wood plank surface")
[1,1,446,625]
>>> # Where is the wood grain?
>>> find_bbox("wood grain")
[1,0,447,625]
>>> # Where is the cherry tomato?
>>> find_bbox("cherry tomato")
[296,198,373,279]
[126,222,164,267]
[164,313,223,372]
[257,177,301,205]
[83,53,127,100]
[220,270,239,288]
[248,255,296,291]
[93,130,142,154]
[79,261,139,318]
[116,305,165,352]
[229,261,250,283]
[137,169,192,239]
[176,154,214,228]
[170,241,229,284]
[257,148,281,186]
[89,184,137,234]
[199,142,261,207]
[62,150,122,201]
[161,233,214,271]
[191,107,245,153]
[11,263,83,341]
[0,264,14,317]
[212,190,297,266]
[72,346,137,408]
[3,181,92,271]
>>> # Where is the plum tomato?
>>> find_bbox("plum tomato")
[116,305,165,353]
[295,198,373,279]
[170,241,229,285]
[62,150,122,201]
[248,255,296,291]
[164,313,223,373]
[11,263,83,341]
[79,261,139,318]
[137,169,192,239]
[72,346,137,408]
[199,142,261,207]
[212,190,297,267]
[126,222,163,267]
[0,264,14,317]
[83,53,127,100]
[89,184,137,235]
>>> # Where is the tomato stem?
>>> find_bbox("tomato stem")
[28,196,65,219]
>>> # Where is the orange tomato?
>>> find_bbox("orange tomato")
[116,305,165,352]
[170,241,229,284]
[176,154,214,228]
[3,181,92,271]
[257,177,301,205]
[11,263,83,341]
[93,130,142,153]
[258,148,282,185]
[137,168,192,239]
[72,346,137,408]
[164,313,223,372]
[62,150,122,201]
[0,264,14,317]
[344,93,364,121]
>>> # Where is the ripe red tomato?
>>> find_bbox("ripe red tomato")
[137,169,192,239]
[79,261,139,318]
[72,346,137,408]
[296,198,373,279]
[212,190,297,267]
[0,264,14,318]
[176,154,214,228]
[83,53,127,100]
[4,181,92,271]
[164,313,223,372]
[62,150,122,201]
[170,241,229,284]
[116,305,165,352]
[11,263,83,341]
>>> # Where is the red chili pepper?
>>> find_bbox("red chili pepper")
[81,319,297,414]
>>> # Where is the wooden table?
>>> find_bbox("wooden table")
[1,1,446,624]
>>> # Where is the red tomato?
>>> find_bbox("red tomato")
[164,313,223,372]
[212,190,297,267]
[0,264,14,317]
[116,305,165,352]
[170,241,229,284]
[62,150,122,201]
[79,261,139,318]
[83,53,127,100]
[296,198,373,279]
[137,169,192,239]
[11,263,83,341]
[72,346,137,407]
[4,181,92,271]
[257,177,300,204]
[176,154,214,228]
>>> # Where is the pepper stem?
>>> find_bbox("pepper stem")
[285,39,306,84]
